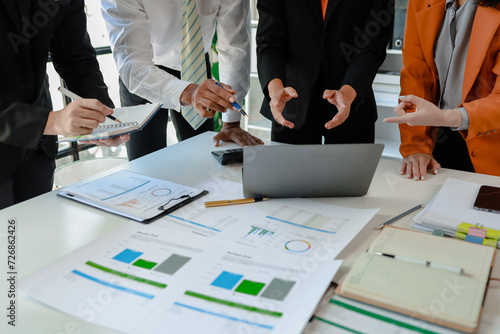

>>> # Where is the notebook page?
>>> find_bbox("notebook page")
[369,228,494,280]
[58,103,160,142]
[342,252,484,328]
[109,103,160,128]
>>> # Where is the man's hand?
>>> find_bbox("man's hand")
[44,99,114,136]
[323,85,357,129]
[87,134,130,147]
[384,95,462,127]
[268,78,297,129]
[180,79,239,118]
[213,122,264,147]
[400,153,441,181]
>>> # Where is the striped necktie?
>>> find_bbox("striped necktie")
[180,0,207,130]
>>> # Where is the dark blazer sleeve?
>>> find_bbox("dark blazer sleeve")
[0,0,113,150]
[0,103,51,150]
[256,0,287,102]
[50,0,114,108]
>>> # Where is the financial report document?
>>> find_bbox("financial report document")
[157,178,379,260]
[21,222,342,334]
[22,178,378,333]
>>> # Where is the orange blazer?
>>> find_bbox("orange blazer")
[399,0,500,176]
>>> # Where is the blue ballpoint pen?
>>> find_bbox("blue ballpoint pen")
[215,81,250,120]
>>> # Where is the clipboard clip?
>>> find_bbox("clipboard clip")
[158,195,191,211]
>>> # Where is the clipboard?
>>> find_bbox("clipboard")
[58,170,208,222]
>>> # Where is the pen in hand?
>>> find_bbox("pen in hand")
[57,86,122,124]
[214,81,250,120]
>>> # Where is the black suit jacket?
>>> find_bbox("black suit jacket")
[0,0,113,182]
[257,0,394,135]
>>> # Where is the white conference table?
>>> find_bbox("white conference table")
[0,131,499,334]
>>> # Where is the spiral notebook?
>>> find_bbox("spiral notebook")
[58,103,161,142]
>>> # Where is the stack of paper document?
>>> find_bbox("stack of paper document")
[412,178,500,241]
[22,178,380,334]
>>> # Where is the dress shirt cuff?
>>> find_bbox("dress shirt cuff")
[451,107,469,131]
[222,109,241,123]
[171,80,193,112]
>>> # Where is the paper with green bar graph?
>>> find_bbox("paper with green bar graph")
[21,221,342,334]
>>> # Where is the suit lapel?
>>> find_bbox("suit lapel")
[17,0,32,21]
[415,0,446,76]
[1,0,22,33]
[324,0,341,26]
[306,0,323,30]
[463,5,500,99]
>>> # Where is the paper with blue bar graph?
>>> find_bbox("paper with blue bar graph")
[21,221,342,334]
[22,178,377,334]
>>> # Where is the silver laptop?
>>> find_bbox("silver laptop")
[242,144,384,198]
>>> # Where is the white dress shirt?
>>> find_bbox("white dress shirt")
[101,0,251,123]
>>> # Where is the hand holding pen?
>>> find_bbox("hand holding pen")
[214,82,250,120]
[58,86,122,123]
[44,88,117,137]
[51,86,130,146]
[180,80,248,119]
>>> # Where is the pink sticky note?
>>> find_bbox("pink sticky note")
[469,227,487,238]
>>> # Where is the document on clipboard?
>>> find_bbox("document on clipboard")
[57,170,208,222]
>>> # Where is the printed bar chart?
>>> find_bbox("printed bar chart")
[133,259,158,270]
[235,280,266,296]
[211,271,243,290]
[184,291,283,317]
[210,271,295,301]
[246,225,276,238]
[85,261,167,288]
[261,278,295,301]
[113,249,143,264]
[112,249,191,274]
[154,254,191,275]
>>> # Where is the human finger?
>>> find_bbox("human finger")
[271,108,294,129]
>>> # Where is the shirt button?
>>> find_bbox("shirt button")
[471,150,479,158]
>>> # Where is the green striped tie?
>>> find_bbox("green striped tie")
[180,0,207,130]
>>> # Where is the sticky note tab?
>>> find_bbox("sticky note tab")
[465,234,484,245]
[487,228,500,241]
[457,222,471,234]
[432,230,445,237]
[484,239,498,248]
[468,227,487,238]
